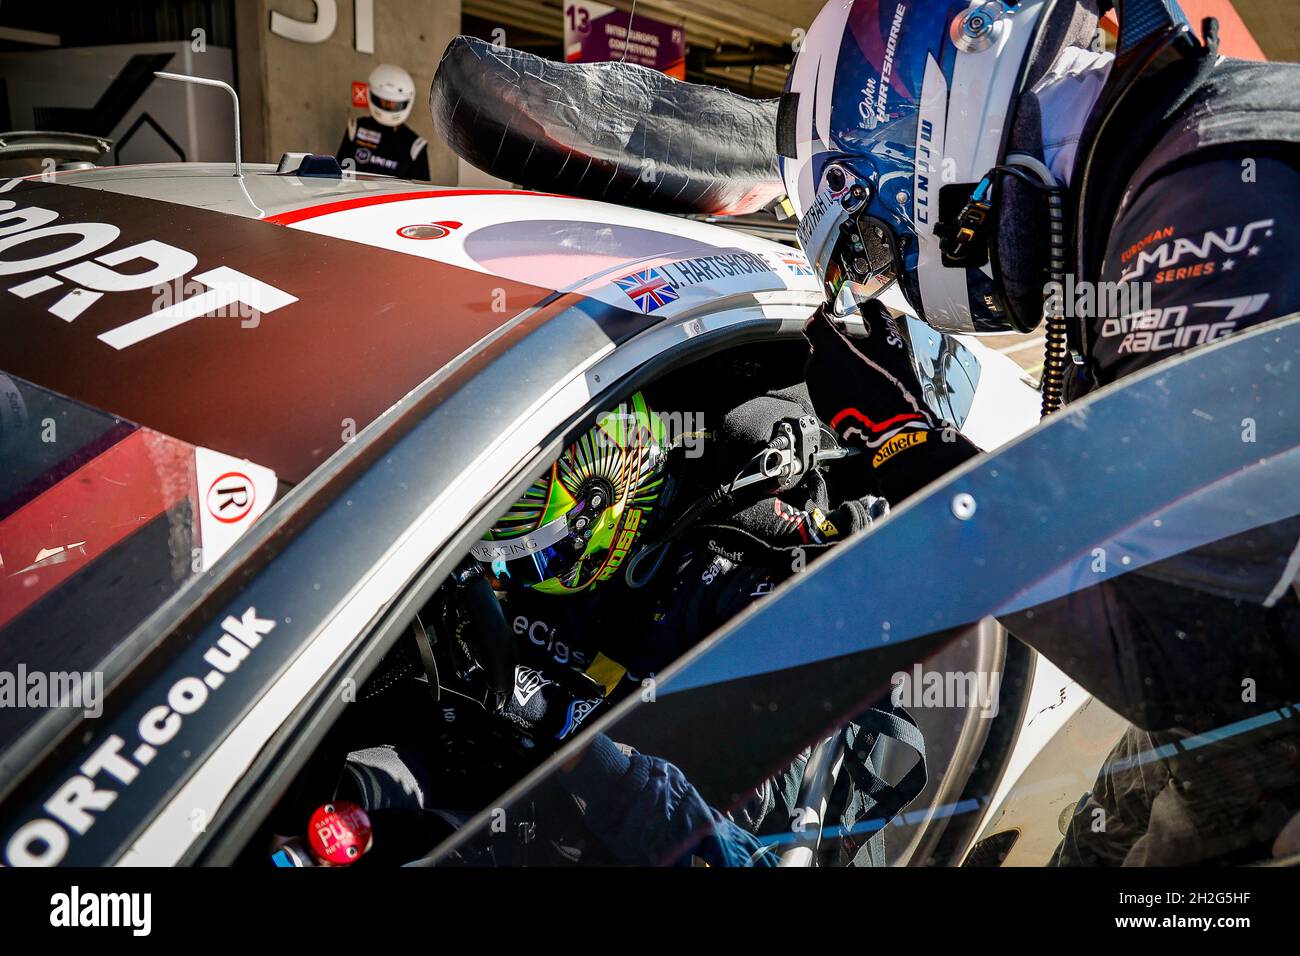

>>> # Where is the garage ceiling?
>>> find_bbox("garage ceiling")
[467,1,1292,96]
[464,0,828,97]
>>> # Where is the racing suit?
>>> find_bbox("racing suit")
[805,38,1300,865]
[336,115,431,180]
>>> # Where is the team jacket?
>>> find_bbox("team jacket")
[336,115,430,180]
[1032,52,1300,733]
[1080,57,1300,389]
[872,55,1300,534]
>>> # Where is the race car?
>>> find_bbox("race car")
[2,53,1297,868]
[0,135,1042,863]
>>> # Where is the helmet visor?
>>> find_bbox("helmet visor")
[471,512,583,589]
[370,93,411,113]
[827,214,900,304]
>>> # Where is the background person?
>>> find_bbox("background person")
[337,63,430,180]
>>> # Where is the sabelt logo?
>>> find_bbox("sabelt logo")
[706,540,745,564]
[872,429,926,468]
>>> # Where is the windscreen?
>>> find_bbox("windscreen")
[0,374,276,760]
[421,315,1300,868]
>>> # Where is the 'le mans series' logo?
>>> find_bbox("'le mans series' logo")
[872,429,927,468]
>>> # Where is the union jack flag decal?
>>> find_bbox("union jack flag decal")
[614,267,680,314]
[781,255,814,277]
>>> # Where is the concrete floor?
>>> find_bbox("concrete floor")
[981,331,1047,383]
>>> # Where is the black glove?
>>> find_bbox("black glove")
[803,301,979,503]
[500,663,607,756]
[695,488,889,565]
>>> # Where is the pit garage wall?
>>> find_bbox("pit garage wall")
[228,0,1283,186]
[1233,0,1299,62]
[1102,0,1267,59]
[234,0,462,183]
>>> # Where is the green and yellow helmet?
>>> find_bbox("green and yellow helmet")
[472,392,670,594]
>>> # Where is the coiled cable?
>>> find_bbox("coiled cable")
[1001,153,1068,417]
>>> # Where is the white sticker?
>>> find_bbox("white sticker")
[194,447,278,571]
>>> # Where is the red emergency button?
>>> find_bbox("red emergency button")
[307,801,373,865]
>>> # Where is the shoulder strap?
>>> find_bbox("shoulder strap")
[824,705,928,867]
[844,706,928,825]
[1118,61,1300,221]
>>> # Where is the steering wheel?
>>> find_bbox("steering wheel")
[401,562,519,716]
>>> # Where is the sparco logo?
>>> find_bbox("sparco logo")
[557,698,602,740]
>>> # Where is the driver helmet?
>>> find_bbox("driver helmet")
[367,63,416,127]
[472,392,671,594]
[779,0,1060,333]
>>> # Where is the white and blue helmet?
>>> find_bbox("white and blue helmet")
[779,1,1058,333]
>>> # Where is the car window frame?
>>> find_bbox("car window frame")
[181,312,813,866]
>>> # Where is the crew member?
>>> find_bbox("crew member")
[337,63,430,180]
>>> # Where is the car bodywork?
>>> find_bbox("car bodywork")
[0,162,1040,866]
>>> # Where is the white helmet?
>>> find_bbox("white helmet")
[367,63,416,127]
[778,0,1058,333]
